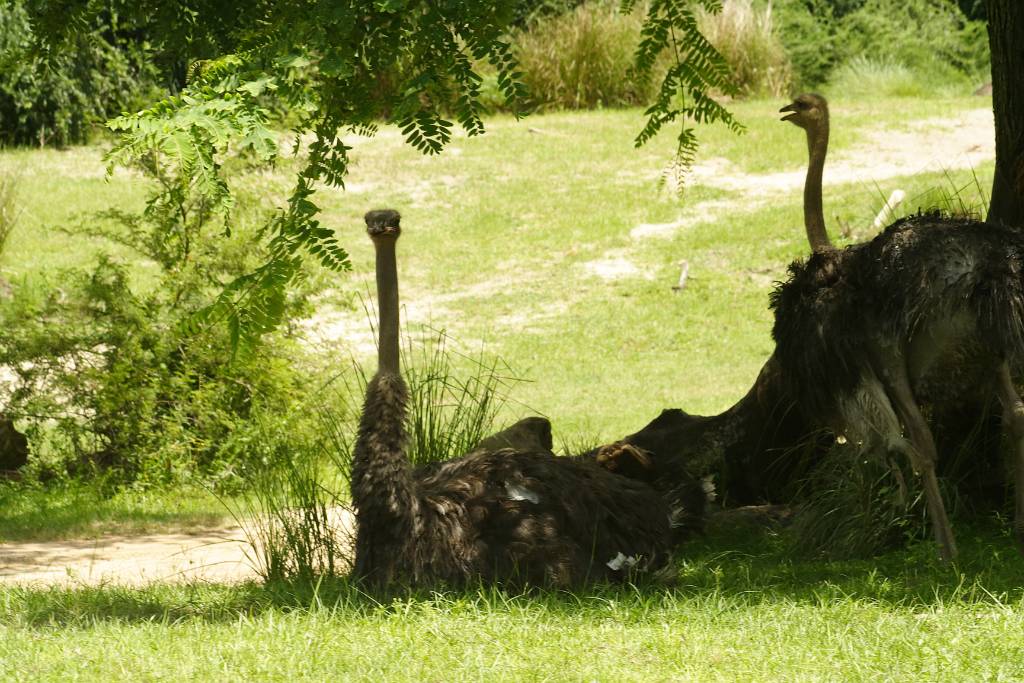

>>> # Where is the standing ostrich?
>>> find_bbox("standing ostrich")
[779,93,834,253]
[352,209,678,587]
[770,207,1024,560]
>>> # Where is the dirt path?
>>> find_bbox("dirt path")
[0,525,257,587]
[0,508,356,587]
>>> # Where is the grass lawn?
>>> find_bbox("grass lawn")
[2,95,1020,679]
[1,522,1022,680]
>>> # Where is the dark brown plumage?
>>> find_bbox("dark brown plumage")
[351,209,676,588]
[770,211,1024,560]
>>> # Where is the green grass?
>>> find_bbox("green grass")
[0,481,232,542]
[0,95,996,528]
[1,521,1023,680]
[0,96,1013,678]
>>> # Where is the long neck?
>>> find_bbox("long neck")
[351,236,418,580]
[375,237,400,376]
[803,120,832,252]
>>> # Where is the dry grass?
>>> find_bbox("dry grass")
[698,0,792,98]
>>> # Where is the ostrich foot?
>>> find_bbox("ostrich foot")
[594,441,653,475]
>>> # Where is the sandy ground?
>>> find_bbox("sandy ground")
[0,508,355,588]
[0,109,997,588]
[0,526,256,587]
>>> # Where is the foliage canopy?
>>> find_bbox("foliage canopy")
[22,0,742,342]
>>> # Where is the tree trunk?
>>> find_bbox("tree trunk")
[986,0,1024,227]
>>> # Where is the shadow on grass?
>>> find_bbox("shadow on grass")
[5,516,1024,628]
[0,481,229,542]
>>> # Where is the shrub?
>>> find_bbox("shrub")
[773,0,841,90]
[0,1,159,147]
[834,0,989,84]
[513,2,656,110]
[776,0,989,91]
[697,0,793,98]
[0,149,317,489]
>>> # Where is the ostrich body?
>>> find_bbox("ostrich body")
[351,209,675,587]
[774,94,1024,561]
[771,210,1024,561]
[780,93,834,253]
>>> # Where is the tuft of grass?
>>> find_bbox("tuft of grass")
[236,329,522,582]
[0,171,19,257]
[238,432,351,584]
[513,2,656,110]
[402,329,522,468]
[827,55,949,99]
[787,444,928,559]
[697,0,793,98]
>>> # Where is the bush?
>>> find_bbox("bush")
[512,2,657,110]
[776,0,989,91]
[0,150,317,489]
[697,0,793,98]
[0,1,159,147]
[834,0,989,84]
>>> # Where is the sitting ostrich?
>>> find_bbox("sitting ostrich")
[351,209,678,587]
[771,96,1024,561]
[779,92,834,253]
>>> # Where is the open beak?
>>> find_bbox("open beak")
[779,103,797,122]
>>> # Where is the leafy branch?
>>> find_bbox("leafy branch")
[24,0,743,344]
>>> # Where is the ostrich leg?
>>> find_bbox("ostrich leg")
[876,358,958,561]
[994,362,1024,552]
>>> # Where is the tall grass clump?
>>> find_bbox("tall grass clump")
[402,330,519,468]
[241,331,521,582]
[697,0,792,98]
[239,418,351,583]
[827,55,930,99]
[0,171,18,256]
[505,0,792,109]
[788,399,1006,559]
[513,2,654,110]
[788,444,928,559]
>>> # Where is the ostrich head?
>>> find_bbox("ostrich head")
[779,93,828,131]
[365,208,402,241]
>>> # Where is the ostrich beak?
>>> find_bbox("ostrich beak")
[779,102,798,122]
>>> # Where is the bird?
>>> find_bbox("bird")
[350,208,680,587]
[769,206,1024,561]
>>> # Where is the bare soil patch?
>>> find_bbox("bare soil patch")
[1,526,256,587]
[1,508,355,587]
